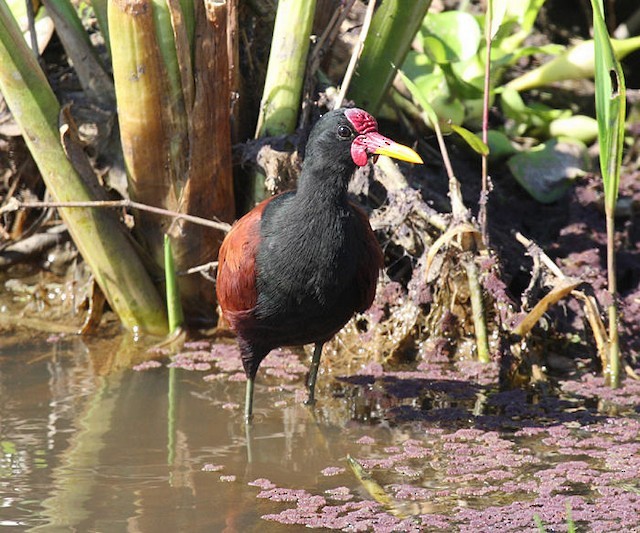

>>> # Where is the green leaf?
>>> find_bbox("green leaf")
[451,124,489,155]
[549,115,599,144]
[507,139,588,203]
[440,62,484,99]
[500,87,569,137]
[422,11,482,64]
[484,129,519,160]
[488,0,508,40]
[398,68,440,129]
[492,44,564,68]
[591,0,625,209]
[402,49,437,82]
[517,0,546,34]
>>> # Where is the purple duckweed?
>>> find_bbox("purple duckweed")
[248,478,276,489]
[132,360,163,371]
[321,466,346,477]
[325,486,353,501]
[184,340,211,350]
[561,373,640,407]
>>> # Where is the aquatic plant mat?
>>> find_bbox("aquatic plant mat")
[151,339,640,532]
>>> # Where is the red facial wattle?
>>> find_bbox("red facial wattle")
[344,108,424,167]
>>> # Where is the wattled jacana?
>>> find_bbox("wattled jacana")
[216,108,423,420]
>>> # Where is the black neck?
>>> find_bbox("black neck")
[295,153,355,206]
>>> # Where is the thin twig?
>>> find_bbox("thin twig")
[430,116,468,220]
[301,0,356,128]
[514,232,565,279]
[335,0,376,109]
[0,197,232,232]
[180,260,218,275]
[312,0,356,60]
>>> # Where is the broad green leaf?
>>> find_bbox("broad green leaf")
[430,93,465,127]
[401,49,438,87]
[501,87,569,137]
[398,69,440,129]
[518,0,546,34]
[440,62,484,99]
[483,130,519,160]
[507,139,588,203]
[549,115,599,144]
[422,11,482,64]
[488,0,508,40]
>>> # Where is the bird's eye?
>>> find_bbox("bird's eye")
[337,125,352,139]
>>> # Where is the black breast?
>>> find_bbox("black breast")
[253,192,367,347]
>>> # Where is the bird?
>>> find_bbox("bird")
[216,107,423,420]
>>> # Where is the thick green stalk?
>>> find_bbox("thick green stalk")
[0,0,168,335]
[110,0,234,325]
[348,0,432,113]
[164,234,184,333]
[109,0,186,228]
[250,0,316,203]
[254,0,316,138]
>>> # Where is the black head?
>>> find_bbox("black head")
[304,108,423,169]
[297,108,423,199]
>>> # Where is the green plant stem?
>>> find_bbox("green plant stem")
[164,234,184,333]
[348,0,432,114]
[251,0,316,203]
[592,0,624,388]
[506,36,640,92]
[606,209,620,387]
[0,0,168,335]
[463,254,491,363]
[255,0,316,137]
[335,0,375,108]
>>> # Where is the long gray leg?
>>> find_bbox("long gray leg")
[305,343,324,405]
[244,377,255,422]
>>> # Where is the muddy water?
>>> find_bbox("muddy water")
[0,333,396,531]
